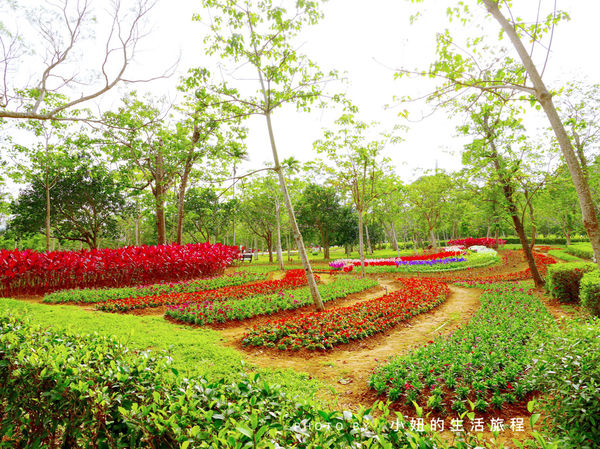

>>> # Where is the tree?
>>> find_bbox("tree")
[102,93,186,245]
[315,115,395,277]
[197,0,341,310]
[407,172,453,251]
[296,183,343,260]
[175,68,247,244]
[3,115,87,251]
[184,186,236,244]
[407,0,600,269]
[0,0,163,121]
[238,177,278,263]
[10,164,125,249]
[459,99,545,286]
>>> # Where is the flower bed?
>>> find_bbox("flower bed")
[363,253,498,274]
[0,243,239,296]
[165,276,378,325]
[369,284,555,413]
[329,251,465,269]
[96,269,313,313]
[448,237,506,248]
[43,271,267,304]
[241,278,450,350]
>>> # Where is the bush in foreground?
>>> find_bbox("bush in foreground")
[579,271,600,317]
[546,262,596,303]
[532,318,600,449]
[0,312,532,448]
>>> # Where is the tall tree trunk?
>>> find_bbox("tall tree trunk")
[528,199,537,251]
[358,209,366,278]
[262,110,323,310]
[45,177,51,253]
[487,133,544,287]
[232,163,237,246]
[275,201,284,270]
[322,229,330,260]
[428,223,437,251]
[254,236,258,261]
[266,233,273,263]
[485,0,600,270]
[176,164,192,245]
[365,224,373,255]
[155,190,167,246]
[287,231,291,261]
[391,222,401,257]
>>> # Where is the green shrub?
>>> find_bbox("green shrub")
[546,262,596,303]
[532,318,600,448]
[566,243,594,260]
[0,312,509,448]
[580,271,600,317]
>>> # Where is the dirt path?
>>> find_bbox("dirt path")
[218,284,482,411]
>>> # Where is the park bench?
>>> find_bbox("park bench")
[240,253,253,262]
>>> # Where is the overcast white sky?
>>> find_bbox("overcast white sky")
[6,0,600,184]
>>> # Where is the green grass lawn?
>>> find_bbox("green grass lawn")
[0,298,324,404]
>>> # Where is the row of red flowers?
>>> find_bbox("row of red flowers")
[96,269,314,312]
[241,278,450,351]
[0,243,239,296]
[448,237,506,248]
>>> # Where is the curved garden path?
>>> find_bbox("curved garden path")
[217,283,482,412]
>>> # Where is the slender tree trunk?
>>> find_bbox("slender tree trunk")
[487,136,544,287]
[45,177,51,252]
[287,231,291,261]
[155,190,167,246]
[275,201,284,270]
[365,224,373,255]
[428,223,438,251]
[176,165,191,245]
[391,222,401,257]
[485,0,600,270]
[528,200,537,251]
[323,230,330,260]
[262,110,323,310]
[358,209,366,278]
[254,236,258,261]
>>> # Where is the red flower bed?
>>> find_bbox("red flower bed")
[448,237,506,248]
[0,243,239,297]
[398,250,465,262]
[340,251,465,268]
[97,269,314,312]
[241,278,450,350]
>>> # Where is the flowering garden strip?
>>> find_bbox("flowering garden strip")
[369,284,556,414]
[448,237,506,248]
[96,269,313,313]
[0,243,239,297]
[43,271,267,304]
[329,251,465,269]
[362,254,499,274]
[241,278,450,351]
[165,276,378,325]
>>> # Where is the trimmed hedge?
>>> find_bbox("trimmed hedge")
[580,271,600,317]
[548,250,582,263]
[566,243,594,260]
[532,318,600,448]
[546,262,596,303]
